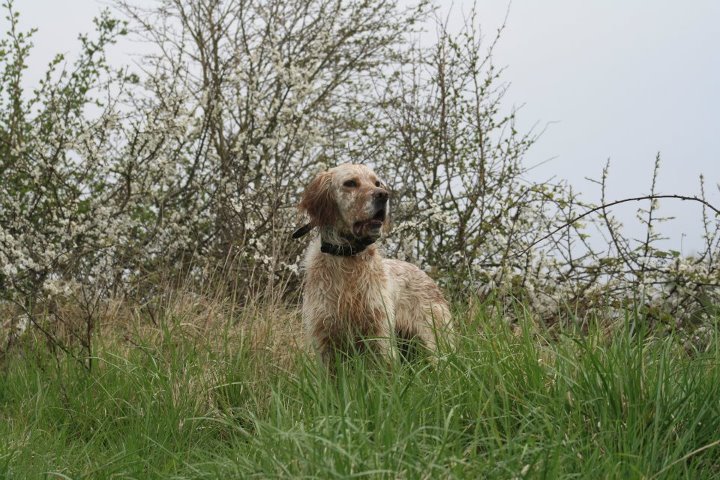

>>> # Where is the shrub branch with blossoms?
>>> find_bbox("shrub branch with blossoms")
[1,0,719,362]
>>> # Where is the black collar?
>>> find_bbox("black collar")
[291,222,376,257]
[320,236,376,257]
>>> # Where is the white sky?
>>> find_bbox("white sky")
[11,0,720,253]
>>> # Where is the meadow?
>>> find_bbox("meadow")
[2,0,720,477]
[2,297,719,479]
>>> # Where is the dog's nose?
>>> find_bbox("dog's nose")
[372,189,389,201]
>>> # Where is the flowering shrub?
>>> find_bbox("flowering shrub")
[1,5,126,303]
[1,0,718,360]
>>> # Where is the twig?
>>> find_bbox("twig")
[519,194,720,257]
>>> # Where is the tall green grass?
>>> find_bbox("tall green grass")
[1,306,719,479]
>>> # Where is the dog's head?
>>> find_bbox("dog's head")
[298,164,390,241]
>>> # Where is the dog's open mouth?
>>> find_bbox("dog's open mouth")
[369,208,386,227]
[353,209,386,235]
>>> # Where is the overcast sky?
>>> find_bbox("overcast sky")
[12,0,720,253]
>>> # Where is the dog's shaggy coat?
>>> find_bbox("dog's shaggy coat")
[297,164,452,365]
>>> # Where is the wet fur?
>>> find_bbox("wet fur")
[298,164,452,366]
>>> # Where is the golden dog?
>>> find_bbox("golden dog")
[293,164,452,366]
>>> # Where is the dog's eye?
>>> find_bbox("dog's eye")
[343,180,358,188]
[375,181,381,187]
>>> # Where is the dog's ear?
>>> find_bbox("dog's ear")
[299,171,338,227]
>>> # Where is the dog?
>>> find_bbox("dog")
[293,164,452,366]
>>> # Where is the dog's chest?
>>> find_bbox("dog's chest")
[304,257,393,334]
